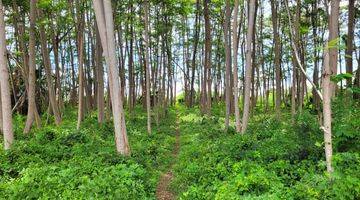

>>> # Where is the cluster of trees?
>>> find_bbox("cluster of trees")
[0,0,359,175]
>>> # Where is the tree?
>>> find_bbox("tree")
[345,0,355,88]
[0,0,14,149]
[76,0,85,130]
[224,0,231,131]
[241,0,256,134]
[95,24,105,124]
[322,0,340,174]
[93,0,130,155]
[271,0,282,119]
[232,0,241,132]
[144,0,152,134]
[24,0,41,134]
[203,0,211,115]
[38,10,62,125]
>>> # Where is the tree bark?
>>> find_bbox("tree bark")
[24,0,41,134]
[144,0,152,134]
[76,1,85,130]
[241,0,256,134]
[0,0,14,149]
[224,0,231,131]
[38,10,62,125]
[95,24,105,124]
[322,0,339,174]
[93,0,130,155]
[271,0,282,119]
[345,0,355,87]
[232,0,241,132]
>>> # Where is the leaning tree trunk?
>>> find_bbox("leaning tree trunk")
[241,0,256,134]
[38,10,62,125]
[0,0,14,149]
[93,0,130,155]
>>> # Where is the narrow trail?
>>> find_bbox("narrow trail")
[156,112,180,200]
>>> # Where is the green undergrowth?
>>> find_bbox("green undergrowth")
[0,106,176,199]
[171,98,360,199]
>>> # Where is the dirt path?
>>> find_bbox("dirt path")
[156,113,180,200]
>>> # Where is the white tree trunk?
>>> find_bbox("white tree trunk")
[241,0,256,133]
[0,0,14,149]
[93,0,130,155]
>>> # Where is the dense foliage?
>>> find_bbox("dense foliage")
[0,107,176,199]
[0,97,359,199]
[171,97,359,199]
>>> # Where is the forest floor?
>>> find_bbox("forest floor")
[156,112,180,200]
[0,97,359,199]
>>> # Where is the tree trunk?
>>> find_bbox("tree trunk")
[76,2,85,130]
[232,0,241,132]
[144,0,152,134]
[224,0,231,131]
[345,0,355,88]
[38,10,62,125]
[0,0,14,149]
[93,0,130,155]
[189,0,200,107]
[322,0,339,174]
[203,0,211,115]
[24,0,41,134]
[95,24,105,124]
[271,0,282,119]
[241,0,256,134]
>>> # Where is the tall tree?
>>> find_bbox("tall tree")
[224,0,231,131]
[95,24,105,124]
[144,0,152,134]
[93,0,130,155]
[322,0,340,174]
[241,0,256,133]
[24,0,41,134]
[0,0,14,149]
[203,0,211,115]
[38,10,62,125]
[345,0,355,87]
[232,0,241,132]
[76,1,85,130]
[271,0,282,119]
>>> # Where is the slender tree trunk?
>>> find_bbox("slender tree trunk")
[241,0,256,134]
[24,0,41,134]
[38,10,62,125]
[189,0,200,107]
[203,0,211,115]
[345,0,355,87]
[224,0,231,131]
[93,0,130,155]
[0,0,14,149]
[232,0,241,132]
[144,0,152,134]
[76,2,85,130]
[95,24,105,124]
[322,0,339,174]
[271,0,282,119]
